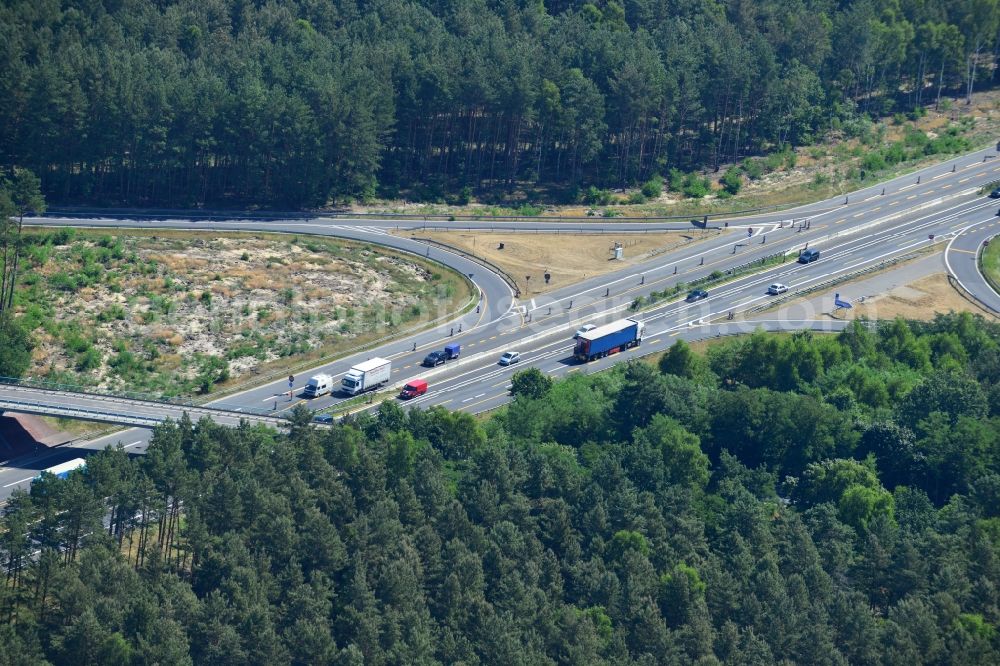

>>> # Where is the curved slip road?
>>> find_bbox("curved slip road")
[944,214,1000,315]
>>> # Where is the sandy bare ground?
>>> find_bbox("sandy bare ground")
[400,230,723,294]
[18,230,469,397]
[842,273,997,321]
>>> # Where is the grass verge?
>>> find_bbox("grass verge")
[982,236,1000,295]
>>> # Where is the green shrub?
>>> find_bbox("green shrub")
[904,127,929,149]
[64,331,92,354]
[741,159,764,180]
[583,186,613,205]
[763,152,785,172]
[627,191,647,204]
[640,174,664,199]
[51,228,76,245]
[682,174,712,198]
[75,347,101,372]
[861,151,886,171]
[721,167,743,195]
[883,142,906,166]
[50,272,76,292]
[0,316,34,378]
[96,305,127,323]
[109,350,140,376]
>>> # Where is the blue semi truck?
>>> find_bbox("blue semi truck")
[574,318,644,362]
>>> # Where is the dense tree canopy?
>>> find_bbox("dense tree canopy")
[2,313,1000,662]
[1,0,997,207]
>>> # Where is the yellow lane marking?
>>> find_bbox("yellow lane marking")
[950,248,978,255]
[907,195,917,200]
[456,395,499,411]
[648,338,661,344]
[959,177,970,183]
[567,367,580,373]
[670,331,680,337]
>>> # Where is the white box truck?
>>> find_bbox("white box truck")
[341,358,391,396]
[303,373,334,398]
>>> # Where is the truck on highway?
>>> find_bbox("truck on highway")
[574,318,644,362]
[303,373,333,398]
[341,358,392,396]
[36,458,86,482]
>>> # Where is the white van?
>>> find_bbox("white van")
[303,373,333,398]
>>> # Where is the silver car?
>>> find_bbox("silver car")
[498,351,520,366]
[767,283,789,295]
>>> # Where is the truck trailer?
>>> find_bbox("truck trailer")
[574,318,644,362]
[341,358,392,395]
[37,458,87,482]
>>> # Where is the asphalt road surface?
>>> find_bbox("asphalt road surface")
[2,145,1000,499]
[944,214,1000,315]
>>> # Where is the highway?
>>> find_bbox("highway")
[1,145,999,499]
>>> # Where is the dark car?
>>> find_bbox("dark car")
[798,248,820,263]
[988,188,1000,199]
[312,414,334,424]
[685,289,709,302]
[422,351,447,367]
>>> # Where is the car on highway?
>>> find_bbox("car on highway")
[798,248,820,263]
[989,187,1000,198]
[312,413,334,424]
[498,351,520,366]
[685,289,709,302]
[422,350,447,367]
[574,324,597,339]
[767,283,789,295]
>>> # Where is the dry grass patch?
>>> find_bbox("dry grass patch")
[845,273,997,321]
[401,230,721,294]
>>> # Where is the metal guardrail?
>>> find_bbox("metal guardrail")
[0,398,164,427]
[399,223,720,233]
[0,381,289,423]
[977,234,1000,302]
[0,375,196,407]
[743,252,921,315]
[44,201,805,224]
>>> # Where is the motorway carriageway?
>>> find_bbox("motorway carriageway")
[2,147,999,497]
